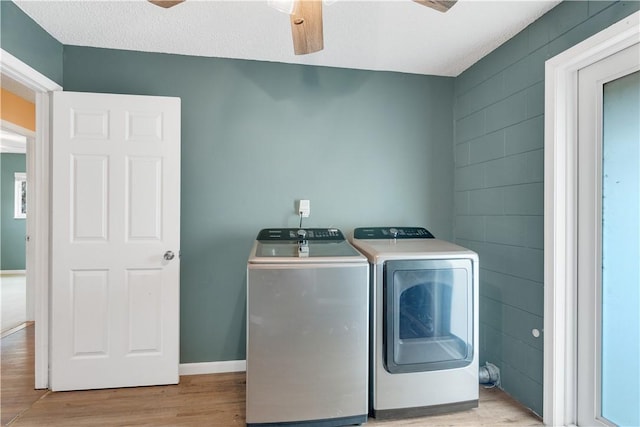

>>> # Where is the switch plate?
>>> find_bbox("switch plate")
[297,199,310,217]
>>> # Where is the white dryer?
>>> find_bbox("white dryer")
[350,227,479,419]
[246,228,369,427]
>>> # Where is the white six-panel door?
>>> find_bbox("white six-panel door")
[51,92,180,391]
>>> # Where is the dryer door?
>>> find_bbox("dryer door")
[383,259,474,374]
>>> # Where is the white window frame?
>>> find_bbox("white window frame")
[543,11,639,427]
[14,172,27,219]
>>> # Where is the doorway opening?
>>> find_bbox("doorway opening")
[1,48,62,389]
[1,77,36,338]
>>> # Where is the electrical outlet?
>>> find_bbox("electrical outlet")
[297,199,310,217]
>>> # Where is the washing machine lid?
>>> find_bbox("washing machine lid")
[248,228,367,264]
[351,227,477,263]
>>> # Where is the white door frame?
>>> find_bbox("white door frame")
[1,48,62,388]
[543,11,640,427]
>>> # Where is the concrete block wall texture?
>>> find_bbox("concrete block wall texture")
[453,1,640,415]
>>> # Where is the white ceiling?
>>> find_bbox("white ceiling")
[14,0,560,76]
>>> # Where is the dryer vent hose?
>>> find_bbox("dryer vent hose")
[479,362,501,388]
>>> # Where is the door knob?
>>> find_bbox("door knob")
[164,251,175,261]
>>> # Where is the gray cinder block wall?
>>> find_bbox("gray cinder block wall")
[453,1,640,415]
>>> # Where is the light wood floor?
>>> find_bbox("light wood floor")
[1,324,47,426]
[0,273,27,334]
[2,325,542,426]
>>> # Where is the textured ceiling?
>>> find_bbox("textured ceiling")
[14,0,560,76]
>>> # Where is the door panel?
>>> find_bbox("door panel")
[127,157,163,240]
[71,109,109,139]
[71,270,109,356]
[51,91,180,391]
[127,268,163,354]
[72,155,108,240]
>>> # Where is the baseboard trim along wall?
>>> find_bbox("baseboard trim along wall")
[179,360,246,376]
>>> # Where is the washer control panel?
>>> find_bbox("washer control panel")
[257,228,344,241]
[353,227,434,239]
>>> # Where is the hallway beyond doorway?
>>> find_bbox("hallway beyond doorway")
[1,273,26,335]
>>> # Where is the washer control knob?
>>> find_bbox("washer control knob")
[297,229,307,239]
[389,228,399,238]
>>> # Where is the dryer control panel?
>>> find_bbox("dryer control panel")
[257,228,344,241]
[353,227,434,239]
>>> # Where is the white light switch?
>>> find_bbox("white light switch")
[298,200,310,217]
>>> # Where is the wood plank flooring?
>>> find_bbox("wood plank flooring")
[1,324,47,426]
[2,325,542,426]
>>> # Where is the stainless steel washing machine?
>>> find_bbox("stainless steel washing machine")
[246,228,369,427]
[350,227,479,419]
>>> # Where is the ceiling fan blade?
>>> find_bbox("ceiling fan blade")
[148,0,185,9]
[290,0,323,55]
[413,0,457,13]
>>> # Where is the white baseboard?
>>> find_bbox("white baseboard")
[1,270,26,275]
[179,360,246,376]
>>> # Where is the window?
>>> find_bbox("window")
[14,172,26,219]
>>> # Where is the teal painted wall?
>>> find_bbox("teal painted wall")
[1,154,26,270]
[453,0,640,416]
[0,1,63,85]
[62,46,455,363]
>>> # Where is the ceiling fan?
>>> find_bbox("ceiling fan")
[148,0,456,55]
